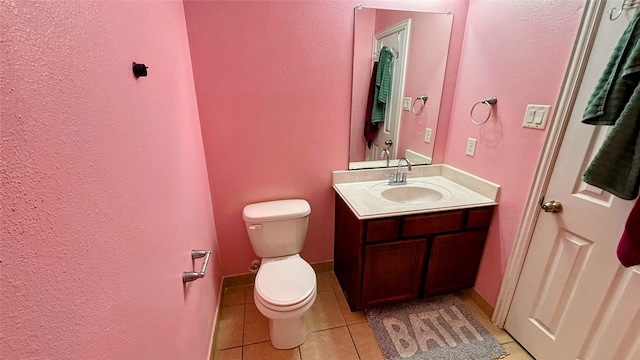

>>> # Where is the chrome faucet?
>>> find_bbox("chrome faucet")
[389,158,412,185]
[380,148,390,167]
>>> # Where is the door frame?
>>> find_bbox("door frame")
[492,0,605,327]
[366,19,411,161]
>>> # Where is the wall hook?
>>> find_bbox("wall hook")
[132,62,148,78]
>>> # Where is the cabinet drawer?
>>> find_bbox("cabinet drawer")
[402,211,464,237]
[466,207,495,229]
[365,218,400,243]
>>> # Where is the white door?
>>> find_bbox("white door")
[365,20,410,162]
[505,4,640,359]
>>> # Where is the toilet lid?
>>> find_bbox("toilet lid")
[255,257,316,307]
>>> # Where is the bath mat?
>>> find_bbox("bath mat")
[365,294,508,360]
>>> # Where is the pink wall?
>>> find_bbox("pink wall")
[442,0,585,306]
[184,0,468,276]
[0,1,221,359]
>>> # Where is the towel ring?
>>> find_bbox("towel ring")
[411,95,428,115]
[609,0,640,21]
[470,97,497,125]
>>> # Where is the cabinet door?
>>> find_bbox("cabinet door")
[424,230,487,296]
[361,238,427,308]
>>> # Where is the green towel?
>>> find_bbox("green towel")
[371,47,394,124]
[581,10,640,200]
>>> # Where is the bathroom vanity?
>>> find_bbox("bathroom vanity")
[332,165,499,311]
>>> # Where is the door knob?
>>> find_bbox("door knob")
[542,200,563,213]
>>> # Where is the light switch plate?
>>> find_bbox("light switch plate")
[403,97,411,111]
[466,138,477,156]
[522,104,551,129]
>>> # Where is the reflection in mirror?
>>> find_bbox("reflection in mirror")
[349,7,454,170]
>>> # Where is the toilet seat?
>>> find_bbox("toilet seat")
[255,256,316,311]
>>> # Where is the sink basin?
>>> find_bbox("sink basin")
[381,186,444,204]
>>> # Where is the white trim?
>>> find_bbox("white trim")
[491,0,606,328]
[371,19,411,160]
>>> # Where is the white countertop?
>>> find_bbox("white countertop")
[333,165,500,220]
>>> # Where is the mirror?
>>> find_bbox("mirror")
[349,7,454,170]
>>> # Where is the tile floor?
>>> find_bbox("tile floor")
[211,271,534,360]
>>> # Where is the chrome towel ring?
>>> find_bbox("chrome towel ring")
[411,94,428,115]
[470,97,497,125]
[609,0,640,21]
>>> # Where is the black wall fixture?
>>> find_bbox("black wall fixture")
[132,62,148,78]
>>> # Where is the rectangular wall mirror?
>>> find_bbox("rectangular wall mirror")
[349,7,454,170]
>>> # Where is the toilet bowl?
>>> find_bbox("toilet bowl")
[253,254,317,349]
[242,199,316,349]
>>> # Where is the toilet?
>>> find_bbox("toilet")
[242,199,317,349]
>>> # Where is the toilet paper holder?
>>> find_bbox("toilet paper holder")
[183,250,211,283]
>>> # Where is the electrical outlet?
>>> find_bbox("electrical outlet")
[466,138,477,156]
[424,128,432,143]
[403,97,411,111]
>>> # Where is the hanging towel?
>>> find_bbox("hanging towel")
[371,46,394,124]
[364,62,380,148]
[618,199,640,267]
[581,10,640,200]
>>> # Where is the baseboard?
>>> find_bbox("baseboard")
[207,281,224,360]
[464,288,494,319]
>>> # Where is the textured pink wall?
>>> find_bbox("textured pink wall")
[442,0,585,306]
[184,0,468,276]
[184,0,349,276]
[0,1,221,359]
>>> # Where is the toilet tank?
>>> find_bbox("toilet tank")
[242,199,311,258]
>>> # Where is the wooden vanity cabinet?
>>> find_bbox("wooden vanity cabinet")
[333,193,494,311]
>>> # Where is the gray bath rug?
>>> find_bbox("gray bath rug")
[365,295,508,360]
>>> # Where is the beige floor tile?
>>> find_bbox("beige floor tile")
[458,296,514,344]
[212,347,242,360]
[503,341,535,359]
[300,327,359,360]
[243,303,270,345]
[243,341,301,360]
[326,271,341,291]
[316,272,334,292]
[245,284,254,304]
[216,305,245,350]
[463,288,494,318]
[304,290,346,332]
[348,322,385,360]
[311,262,327,273]
[333,288,367,325]
[213,274,526,359]
[224,275,250,288]
[223,286,247,307]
